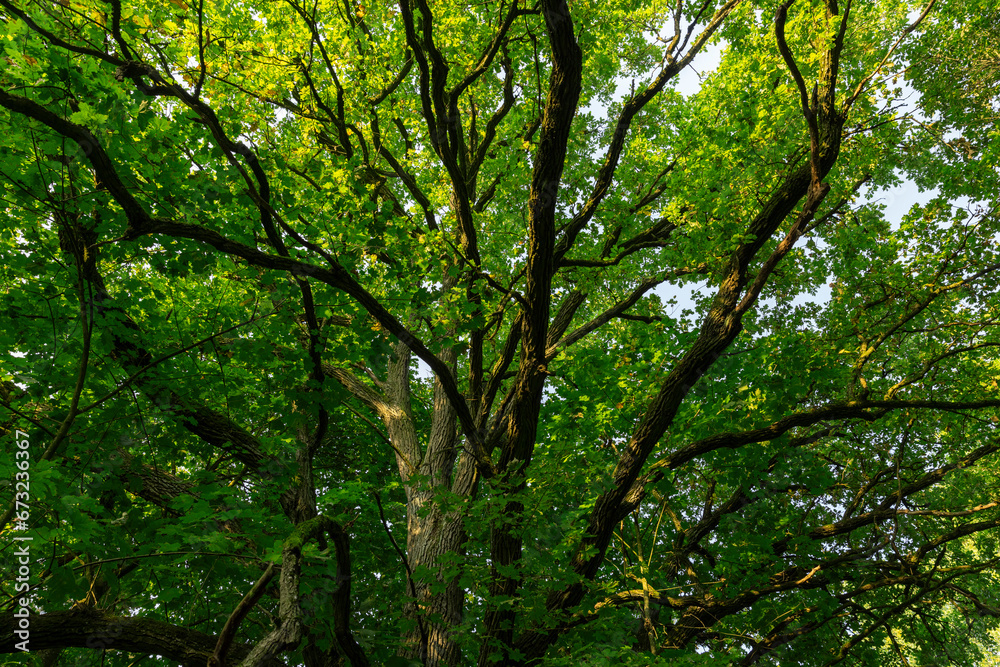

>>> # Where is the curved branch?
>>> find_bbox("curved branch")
[450,0,522,101]
[774,1,816,137]
[0,88,492,477]
[654,398,1000,476]
[242,515,367,667]
[0,609,286,666]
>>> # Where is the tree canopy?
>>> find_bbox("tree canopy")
[2,0,1000,665]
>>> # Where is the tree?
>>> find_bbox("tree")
[1,0,999,665]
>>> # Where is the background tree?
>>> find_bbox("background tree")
[1,0,1000,666]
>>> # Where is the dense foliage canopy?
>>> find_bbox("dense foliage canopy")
[2,0,1000,665]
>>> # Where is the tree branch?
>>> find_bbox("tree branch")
[0,609,286,666]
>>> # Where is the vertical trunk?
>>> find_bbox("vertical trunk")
[404,506,468,666]
[381,343,468,667]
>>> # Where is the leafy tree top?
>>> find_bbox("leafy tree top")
[1,0,999,666]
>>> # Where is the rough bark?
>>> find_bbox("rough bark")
[0,608,285,666]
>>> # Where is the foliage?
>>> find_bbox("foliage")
[1,0,999,666]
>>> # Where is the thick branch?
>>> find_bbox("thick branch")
[241,516,364,667]
[0,609,284,667]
